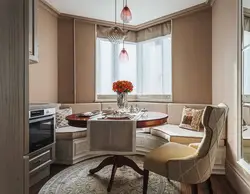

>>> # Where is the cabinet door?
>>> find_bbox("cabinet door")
[29,0,38,63]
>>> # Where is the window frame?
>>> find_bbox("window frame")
[95,35,172,103]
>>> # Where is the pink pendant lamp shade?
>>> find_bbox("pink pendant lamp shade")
[120,5,132,23]
[119,48,129,62]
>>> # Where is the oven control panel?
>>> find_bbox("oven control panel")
[29,107,56,119]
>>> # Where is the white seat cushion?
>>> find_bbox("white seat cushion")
[151,124,204,144]
[56,126,87,140]
[151,124,225,146]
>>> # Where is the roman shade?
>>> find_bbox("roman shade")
[136,21,171,42]
[96,21,171,42]
[245,16,250,32]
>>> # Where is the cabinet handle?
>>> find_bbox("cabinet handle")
[34,159,42,164]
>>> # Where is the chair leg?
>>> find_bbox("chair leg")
[206,178,213,194]
[191,184,198,194]
[143,169,149,194]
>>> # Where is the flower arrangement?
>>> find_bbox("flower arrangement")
[112,80,133,93]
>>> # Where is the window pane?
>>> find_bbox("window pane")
[139,36,172,95]
[140,39,161,94]
[244,32,250,95]
[244,31,250,47]
[117,43,137,94]
[163,37,172,95]
[96,39,113,95]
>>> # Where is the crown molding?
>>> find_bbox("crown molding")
[40,0,61,16]
[136,2,210,31]
[60,13,137,31]
[40,0,213,31]
[209,0,216,6]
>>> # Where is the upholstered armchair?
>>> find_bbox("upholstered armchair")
[143,103,228,194]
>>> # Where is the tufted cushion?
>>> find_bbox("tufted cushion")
[56,126,87,140]
[56,108,72,128]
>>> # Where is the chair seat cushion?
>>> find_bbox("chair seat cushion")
[56,126,87,140]
[144,142,197,177]
[151,124,204,144]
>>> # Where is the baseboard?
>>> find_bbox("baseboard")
[226,161,250,193]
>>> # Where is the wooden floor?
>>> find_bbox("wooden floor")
[30,164,237,194]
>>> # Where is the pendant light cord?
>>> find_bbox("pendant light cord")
[115,0,117,24]
[123,0,125,48]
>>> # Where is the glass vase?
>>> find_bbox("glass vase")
[117,92,128,109]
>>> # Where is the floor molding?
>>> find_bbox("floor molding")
[226,161,250,193]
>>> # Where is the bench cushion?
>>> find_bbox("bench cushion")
[61,103,101,114]
[56,126,87,140]
[151,124,225,146]
[151,124,203,144]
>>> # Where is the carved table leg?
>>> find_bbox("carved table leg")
[119,156,144,175]
[107,162,117,192]
[89,155,144,192]
[89,156,114,174]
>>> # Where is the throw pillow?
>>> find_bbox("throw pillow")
[179,107,204,131]
[56,107,73,128]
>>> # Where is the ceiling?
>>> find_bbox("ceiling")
[44,0,207,25]
[244,0,250,9]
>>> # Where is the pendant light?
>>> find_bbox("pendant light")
[120,0,132,23]
[119,43,129,62]
[107,0,126,44]
[119,0,129,63]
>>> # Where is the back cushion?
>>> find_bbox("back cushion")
[61,103,102,114]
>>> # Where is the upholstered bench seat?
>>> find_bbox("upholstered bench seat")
[151,124,225,146]
[56,126,87,140]
[54,102,227,174]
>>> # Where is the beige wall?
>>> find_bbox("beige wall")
[29,2,58,103]
[172,8,212,104]
[58,17,75,103]
[57,9,212,104]
[212,0,250,192]
[75,20,96,103]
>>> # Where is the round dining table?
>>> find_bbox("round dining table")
[66,111,168,192]
[66,111,168,128]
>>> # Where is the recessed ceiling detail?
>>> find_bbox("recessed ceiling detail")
[44,0,207,26]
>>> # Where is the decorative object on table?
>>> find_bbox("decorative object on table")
[38,156,180,194]
[56,107,72,128]
[113,80,133,109]
[107,0,126,44]
[78,110,101,118]
[120,0,132,23]
[119,0,129,62]
[179,106,204,131]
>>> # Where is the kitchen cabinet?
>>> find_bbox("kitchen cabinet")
[29,0,39,63]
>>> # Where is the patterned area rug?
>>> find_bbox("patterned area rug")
[39,156,180,194]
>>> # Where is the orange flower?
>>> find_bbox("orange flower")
[112,80,133,93]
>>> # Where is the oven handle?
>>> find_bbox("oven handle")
[29,115,55,124]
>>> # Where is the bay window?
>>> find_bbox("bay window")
[95,35,172,102]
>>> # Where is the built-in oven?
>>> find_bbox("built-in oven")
[29,108,56,153]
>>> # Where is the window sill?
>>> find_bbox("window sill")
[95,99,172,103]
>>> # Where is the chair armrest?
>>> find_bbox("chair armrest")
[188,143,200,149]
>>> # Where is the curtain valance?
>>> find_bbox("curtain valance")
[96,21,171,42]
[245,16,250,32]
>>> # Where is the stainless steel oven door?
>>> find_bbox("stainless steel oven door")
[29,115,55,153]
